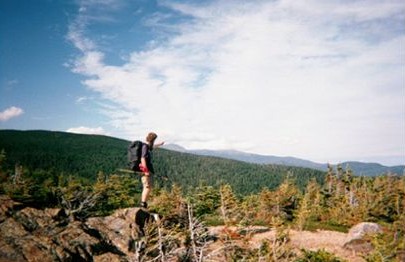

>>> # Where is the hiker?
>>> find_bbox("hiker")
[138,132,164,208]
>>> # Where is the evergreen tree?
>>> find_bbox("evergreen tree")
[273,178,300,221]
[0,149,6,169]
[187,184,220,218]
[0,149,7,193]
[240,194,260,226]
[152,184,184,217]
[295,178,321,230]
[219,184,240,225]
[257,187,275,224]
[92,173,139,215]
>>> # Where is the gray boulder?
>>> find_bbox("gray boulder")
[344,222,382,253]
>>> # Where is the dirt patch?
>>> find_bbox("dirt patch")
[208,226,365,262]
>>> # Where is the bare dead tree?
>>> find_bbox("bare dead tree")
[56,187,100,221]
[186,203,211,262]
[13,164,23,185]
[188,203,198,260]
[140,214,183,262]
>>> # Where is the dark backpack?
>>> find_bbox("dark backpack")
[128,140,143,171]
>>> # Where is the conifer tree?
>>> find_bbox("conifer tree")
[0,149,6,169]
[219,184,240,225]
[295,194,310,231]
[187,184,220,218]
[274,178,300,221]
[0,150,6,193]
[325,164,335,194]
[240,194,260,226]
[91,173,139,215]
[152,184,184,216]
[295,179,321,230]
[257,187,275,224]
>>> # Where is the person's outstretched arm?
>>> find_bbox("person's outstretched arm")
[153,141,165,148]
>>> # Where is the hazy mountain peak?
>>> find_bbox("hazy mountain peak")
[162,143,405,176]
[161,143,187,152]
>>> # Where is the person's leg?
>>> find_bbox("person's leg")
[141,175,151,208]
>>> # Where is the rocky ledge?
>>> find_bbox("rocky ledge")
[0,195,155,261]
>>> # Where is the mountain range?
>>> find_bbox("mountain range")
[0,129,326,195]
[0,129,402,178]
[163,144,404,177]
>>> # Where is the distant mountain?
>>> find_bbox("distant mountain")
[162,144,187,152]
[163,144,404,176]
[338,161,404,177]
[189,149,327,171]
[0,130,326,195]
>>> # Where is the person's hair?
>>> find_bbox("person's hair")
[146,132,158,144]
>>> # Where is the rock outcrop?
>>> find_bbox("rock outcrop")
[0,195,155,261]
[343,222,382,253]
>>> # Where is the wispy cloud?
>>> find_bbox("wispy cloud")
[67,0,405,163]
[76,96,88,104]
[6,79,19,87]
[66,126,109,136]
[0,106,24,121]
[2,79,19,91]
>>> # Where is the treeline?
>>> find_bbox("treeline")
[0,130,325,195]
[152,169,404,261]
[0,130,128,179]
[153,148,325,195]
[1,149,404,261]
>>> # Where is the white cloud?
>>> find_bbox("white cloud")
[5,79,19,89]
[66,126,109,136]
[0,106,24,121]
[76,96,88,103]
[67,0,405,164]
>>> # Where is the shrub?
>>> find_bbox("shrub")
[296,249,346,262]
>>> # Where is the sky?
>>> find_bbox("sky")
[1,0,404,166]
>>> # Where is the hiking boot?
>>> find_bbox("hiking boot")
[140,202,148,209]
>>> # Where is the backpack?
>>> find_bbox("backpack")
[128,140,143,171]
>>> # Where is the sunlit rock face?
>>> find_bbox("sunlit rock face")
[0,195,154,261]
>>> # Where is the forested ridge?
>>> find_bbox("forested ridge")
[0,130,128,178]
[0,129,325,195]
[0,130,404,261]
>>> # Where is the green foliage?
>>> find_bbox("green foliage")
[151,184,185,217]
[295,178,322,230]
[0,148,403,262]
[0,130,128,180]
[187,184,220,218]
[239,194,260,226]
[0,149,6,167]
[55,177,98,220]
[364,215,405,262]
[254,178,301,225]
[92,173,140,216]
[225,225,296,261]
[295,249,346,262]
[320,165,405,227]
[303,221,349,233]
[0,149,8,194]
[154,147,326,195]
[0,130,326,197]
[219,184,241,225]
[1,129,404,262]
[368,176,405,222]
[3,168,59,207]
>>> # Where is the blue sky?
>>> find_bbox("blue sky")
[1,0,404,166]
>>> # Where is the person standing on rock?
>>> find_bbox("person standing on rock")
[138,132,164,208]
